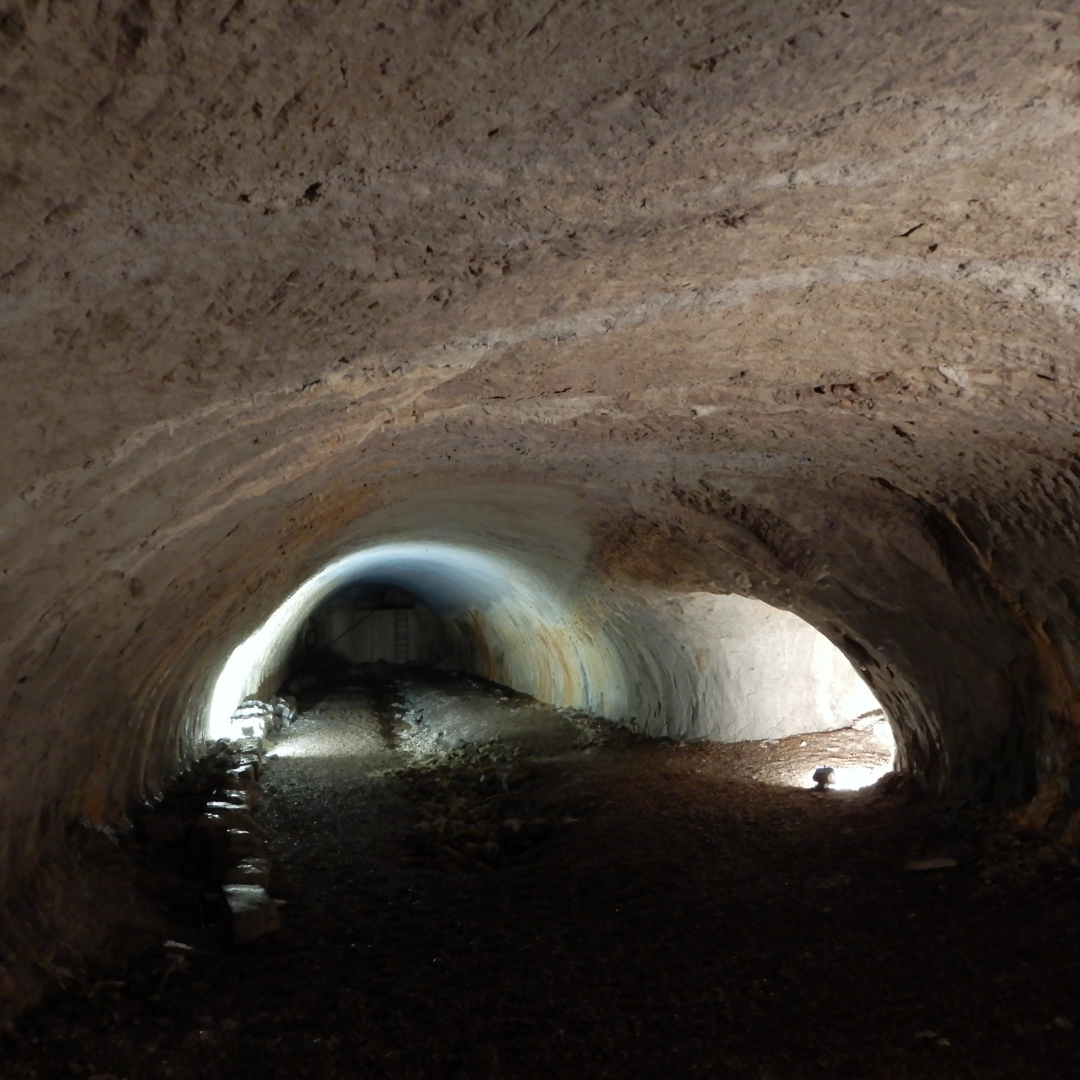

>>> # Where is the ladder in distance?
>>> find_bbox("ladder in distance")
[393,608,411,664]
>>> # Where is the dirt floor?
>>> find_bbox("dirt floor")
[3,674,1079,1079]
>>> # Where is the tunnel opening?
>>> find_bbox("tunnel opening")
[206,532,894,791]
[284,581,451,694]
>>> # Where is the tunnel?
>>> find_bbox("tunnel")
[206,486,885,749]
[3,1,1080,1074]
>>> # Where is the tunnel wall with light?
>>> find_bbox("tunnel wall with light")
[206,489,882,748]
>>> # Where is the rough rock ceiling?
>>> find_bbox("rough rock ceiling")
[4,0,1080,897]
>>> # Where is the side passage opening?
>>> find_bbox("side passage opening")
[203,538,625,742]
[676,593,895,790]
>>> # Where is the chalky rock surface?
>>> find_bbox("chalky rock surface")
[3,0,1080,1004]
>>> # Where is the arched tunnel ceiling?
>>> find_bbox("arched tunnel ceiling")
[4,0,1080,885]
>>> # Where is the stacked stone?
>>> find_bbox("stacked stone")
[132,732,283,946]
[194,736,279,944]
[229,695,297,738]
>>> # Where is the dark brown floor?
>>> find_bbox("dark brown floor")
[3,679,1078,1079]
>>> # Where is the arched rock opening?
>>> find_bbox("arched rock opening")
[205,489,885,751]
[296,582,447,672]
[5,0,1080,1026]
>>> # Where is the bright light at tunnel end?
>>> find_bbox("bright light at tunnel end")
[798,714,897,792]
[802,764,892,792]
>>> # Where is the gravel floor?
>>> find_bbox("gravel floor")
[3,675,1078,1079]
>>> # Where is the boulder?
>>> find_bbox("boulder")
[222,885,279,944]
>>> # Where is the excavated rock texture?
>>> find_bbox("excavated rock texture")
[4,0,1080,1004]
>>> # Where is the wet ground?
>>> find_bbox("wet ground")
[4,674,1079,1079]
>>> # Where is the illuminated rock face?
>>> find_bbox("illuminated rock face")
[3,0,1080,948]
[204,488,879,747]
[656,593,881,744]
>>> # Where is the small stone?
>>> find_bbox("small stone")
[1054,1016,1074,1031]
[498,768,532,790]
[216,788,252,807]
[161,939,194,958]
[223,884,280,943]
[223,764,258,790]
[204,802,255,829]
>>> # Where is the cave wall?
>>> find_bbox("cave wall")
[658,592,881,742]
[5,0,1080,1017]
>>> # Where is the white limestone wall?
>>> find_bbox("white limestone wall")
[666,593,882,743]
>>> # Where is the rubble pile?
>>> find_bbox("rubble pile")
[229,695,297,739]
[132,698,290,946]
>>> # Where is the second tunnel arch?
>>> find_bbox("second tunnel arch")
[205,485,892,763]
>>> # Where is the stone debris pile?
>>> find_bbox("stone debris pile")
[850,711,897,755]
[133,728,282,946]
[230,696,297,738]
[196,735,279,943]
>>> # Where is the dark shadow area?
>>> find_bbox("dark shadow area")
[4,674,1080,1079]
[283,582,455,701]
